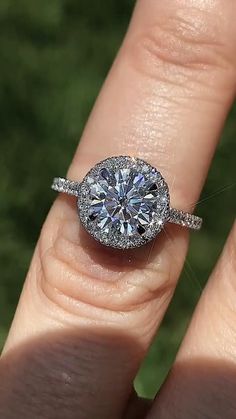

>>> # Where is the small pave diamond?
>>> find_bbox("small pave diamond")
[77,156,170,249]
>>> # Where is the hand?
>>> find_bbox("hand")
[1,1,236,418]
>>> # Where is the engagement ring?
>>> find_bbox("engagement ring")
[51,156,202,249]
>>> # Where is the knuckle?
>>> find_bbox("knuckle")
[127,1,234,84]
[37,208,177,323]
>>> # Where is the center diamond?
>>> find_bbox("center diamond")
[88,167,165,237]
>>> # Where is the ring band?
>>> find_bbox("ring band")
[51,177,202,230]
[51,156,202,249]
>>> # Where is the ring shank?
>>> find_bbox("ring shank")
[51,177,80,197]
[168,207,202,230]
[51,177,202,231]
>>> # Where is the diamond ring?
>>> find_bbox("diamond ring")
[51,156,202,249]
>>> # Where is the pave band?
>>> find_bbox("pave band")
[168,207,202,230]
[52,177,80,197]
[51,177,202,231]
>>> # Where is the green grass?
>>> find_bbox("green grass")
[0,0,235,398]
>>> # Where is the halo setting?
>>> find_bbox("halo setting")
[78,156,169,248]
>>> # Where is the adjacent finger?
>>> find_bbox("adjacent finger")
[2,0,236,418]
[148,221,236,419]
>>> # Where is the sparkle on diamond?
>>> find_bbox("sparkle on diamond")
[88,167,165,237]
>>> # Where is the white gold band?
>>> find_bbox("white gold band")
[52,177,80,197]
[51,177,202,231]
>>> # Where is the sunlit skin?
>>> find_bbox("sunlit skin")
[1,1,236,418]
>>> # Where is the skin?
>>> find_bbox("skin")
[0,0,236,418]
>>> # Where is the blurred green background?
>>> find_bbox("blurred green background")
[0,0,235,399]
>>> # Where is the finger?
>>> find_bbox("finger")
[149,221,236,419]
[2,0,236,418]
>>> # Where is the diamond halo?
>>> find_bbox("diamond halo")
[77,156,170,249]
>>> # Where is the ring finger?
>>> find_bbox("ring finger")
[1,1,236,418]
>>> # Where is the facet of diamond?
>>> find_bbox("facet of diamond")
[77,156,170,249]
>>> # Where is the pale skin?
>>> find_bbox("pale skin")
[1,0,236,417]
